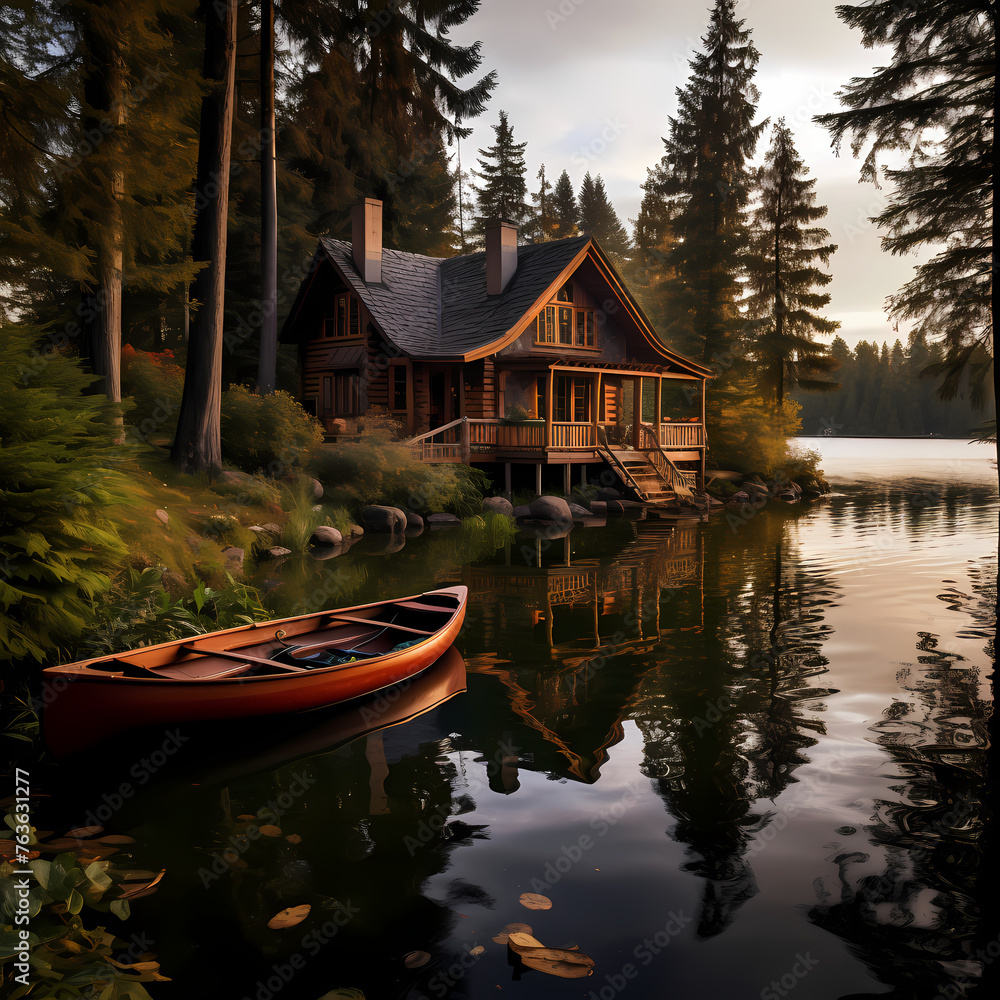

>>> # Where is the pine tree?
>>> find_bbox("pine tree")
[815,1,994,411]
[529,164,558,242]
[625,165,682,335]
[647,0,767,367]
[472,109,530,235]
[551,169,579,238]
[172,0,238,474]
[578,172,630,259]
[0,1,202,399]
[744,121,839,405]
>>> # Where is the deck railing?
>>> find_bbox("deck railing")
[660,422,705,448]
[550,422,595,449]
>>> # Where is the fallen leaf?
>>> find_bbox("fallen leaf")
[97,835,136,844]
[65,825,103,838]
[469,946,485,957]
[259,825,282,838]
[403,951,430,968]
[267,904,311,929]
[237,814,257,822]
[492,922,533,945]
[512,946,593,967]
[507,932,545,951]
[518,892,552,910]
[520,954,594,979]
[286,834,302,844]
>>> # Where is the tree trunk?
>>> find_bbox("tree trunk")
[80,5,126,403]
[257,0,278,395]
[172,0,237,474]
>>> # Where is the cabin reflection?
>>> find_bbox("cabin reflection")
[459,519,705,786]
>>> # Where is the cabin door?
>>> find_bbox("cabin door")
[428,365,458,429]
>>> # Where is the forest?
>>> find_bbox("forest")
[1,1,992,466]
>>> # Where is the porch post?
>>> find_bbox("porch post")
[535,463,542,497]
[700,377,707,488]
[654,375,662,445]
[592,372,601,449]
[505,462,512,500]
[546,366,554,449]
[632,377,641,449]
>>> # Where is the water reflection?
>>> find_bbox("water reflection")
[808,554,994,997]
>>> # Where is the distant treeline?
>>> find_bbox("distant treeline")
[793,334,995,438]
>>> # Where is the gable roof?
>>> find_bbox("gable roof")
[282,233,712,378]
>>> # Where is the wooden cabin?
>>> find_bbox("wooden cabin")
[281,199,713,497]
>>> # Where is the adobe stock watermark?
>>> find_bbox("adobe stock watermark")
[78,730,188,828]
[570,116,627,171]
[413,942,486,999]
[760,952,820,999]
[588,910,693,999]
[198,771,317,887]
[527,782,643,893]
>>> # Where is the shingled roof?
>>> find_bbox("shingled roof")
[307,235,590,360]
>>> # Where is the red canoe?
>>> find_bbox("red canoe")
[42,585,467,755]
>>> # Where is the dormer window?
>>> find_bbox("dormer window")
[324,292,361,338]
[530,304,596,348]
[556,280,573,303]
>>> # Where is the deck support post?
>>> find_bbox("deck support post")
[535,463,542,497]
[563,463,571,496]
[504,462,511,500]
[580,464,588,489]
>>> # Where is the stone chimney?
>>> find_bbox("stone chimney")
[485,219,518,295]
[351,198,382,283]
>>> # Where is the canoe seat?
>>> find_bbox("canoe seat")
[150,660,256,680]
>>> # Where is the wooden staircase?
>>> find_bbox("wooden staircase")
[597,426,703,508]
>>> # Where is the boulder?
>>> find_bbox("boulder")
[360,505,407,533]
[405,511,424,529]
[567,502,591,519]
[310,525,343,546]
[741,481,769,498]
[481,496,514,516]
[217,469,254,488]
[247,525,266,534]
[155,509,169,525]
[348,523,365,538]
[527,495,573,524]
[261,522,281,534]
[221,546,245,572]
[306,477,323,499]
[595,487,621,501]
[512,505,531,518]
[426,512,461,526]
[265,546,292,558]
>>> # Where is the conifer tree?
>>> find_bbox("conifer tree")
[551,169,579,238]
[530,164,558,242]
[625,165,682,335]
[646,0,767,367]
[472,109,530,234]
[744,121,839,405]
[172,0,237,474]
[577,172,630,259]
[816,1,993,413]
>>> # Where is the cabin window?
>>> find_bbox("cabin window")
[390,364,408,412]
[535,377,547,419]
[557,280,573,303]
[325,292,361,338]
[532,305,596,348]
[322,371,360,414]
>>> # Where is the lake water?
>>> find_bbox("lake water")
[33,438,997,999]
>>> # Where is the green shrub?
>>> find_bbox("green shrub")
[307,436,489,516]
[220,385,324,474]
[120,344,184,442]
[708,394,804,475]
[0,326,138,664]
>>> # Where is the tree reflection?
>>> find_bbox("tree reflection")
[635,507,838,937]
[808,553,994,997]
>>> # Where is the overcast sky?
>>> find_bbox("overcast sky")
[450,0,928,349]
